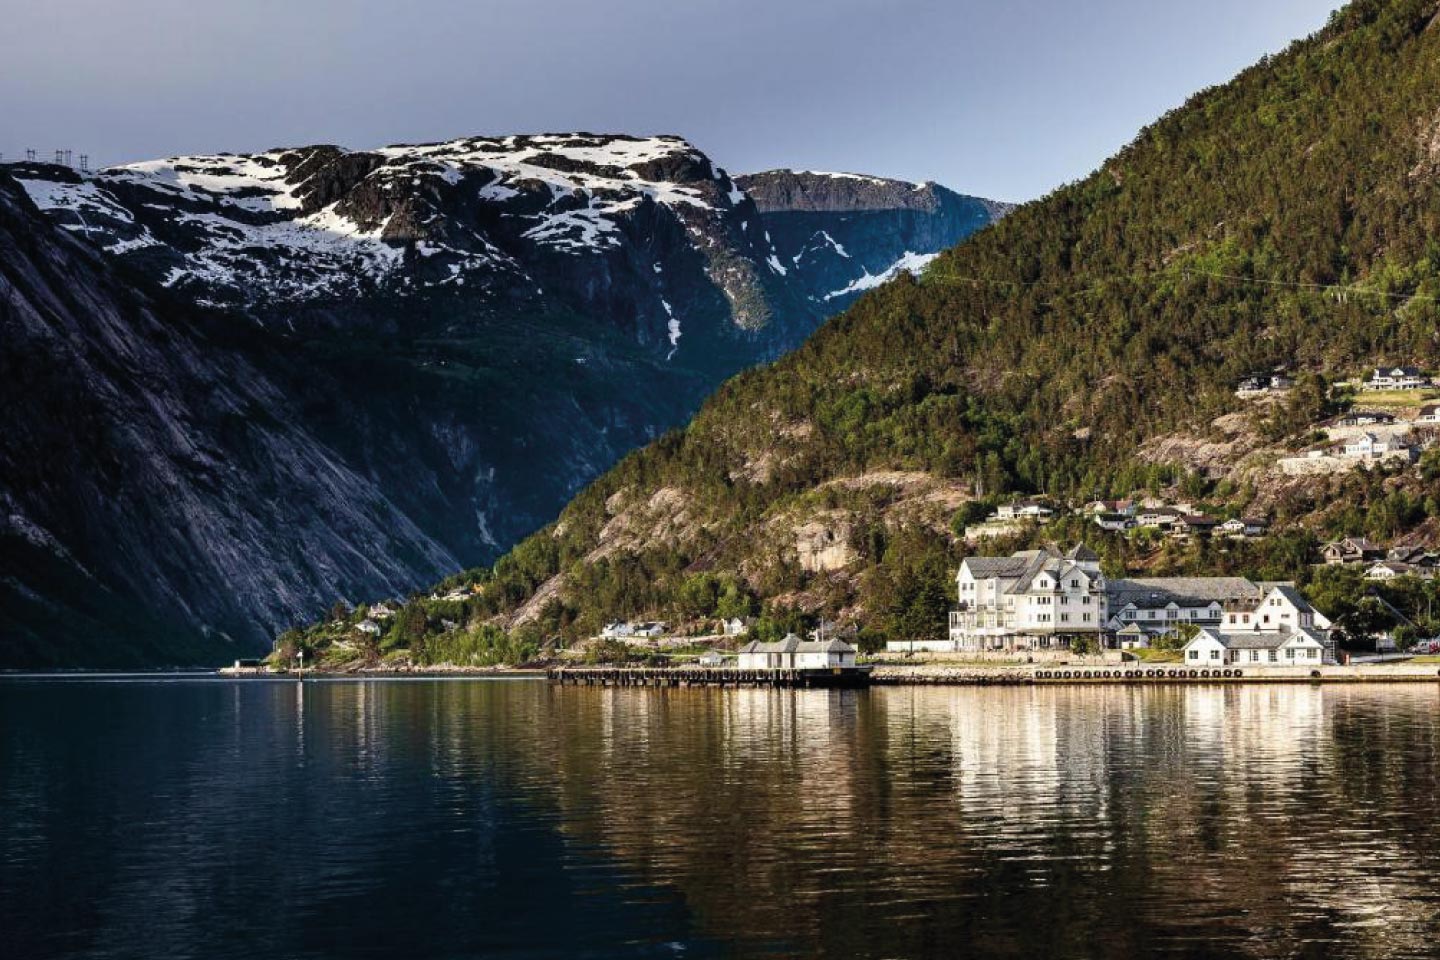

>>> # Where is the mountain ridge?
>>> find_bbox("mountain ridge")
[1,135,1006,665]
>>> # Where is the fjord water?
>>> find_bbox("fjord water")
[3,680,1440,959]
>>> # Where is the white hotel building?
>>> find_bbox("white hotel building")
[906,545,1108,653]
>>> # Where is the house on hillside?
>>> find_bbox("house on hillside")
[356,619,381,636]
[1331,410,1398,428]
[1136,507,1183,529]
[1365,561,1410,581]
[1419,403,1440,424]
[1321,537,1384,565]
[698,650,729,667]
[1341,432,1414,461]
[600,621,636,639]
[1093,512,1135,532]
[721,617,754,637]
[1172,515,1220,538]
[1364,366,1431,390]
[737,635,857,670]
[1085,499,1136,516]
[1181,626,1327,667]
[995,499,1056,522]
[1217,517,1269,538]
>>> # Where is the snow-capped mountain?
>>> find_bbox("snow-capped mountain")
[3,136,1005,663]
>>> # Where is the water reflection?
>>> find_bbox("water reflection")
[2,679,1439,959]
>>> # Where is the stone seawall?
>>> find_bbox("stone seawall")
[871,664,1440,685]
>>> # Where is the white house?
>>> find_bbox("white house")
[1418,403,1440,424]
[1105,577,1259,635]
[1181,626,1327,667]
[924,544,1107,653]
[1136,507,1183,529]
[737,635,857,670]
[600,622,636,639]
[356,619,381,636]
[1365,366,1430,390]
[995,499,1056,521]
[721,617,753,637]
[1093,513,1135,532]
[1341,432,1411,460]
[698,650,729,667]
[1365,561,1422,581]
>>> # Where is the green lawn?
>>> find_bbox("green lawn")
[1124,648,1184,664]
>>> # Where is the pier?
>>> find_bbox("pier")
[547,665,873,689]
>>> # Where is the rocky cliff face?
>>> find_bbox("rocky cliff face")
[0,173,457,666]
[736,171,1012,305]
[3,136,1005,664]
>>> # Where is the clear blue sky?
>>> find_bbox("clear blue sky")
[0,0,1338,202]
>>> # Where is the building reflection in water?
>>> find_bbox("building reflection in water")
[245,679,1440,958]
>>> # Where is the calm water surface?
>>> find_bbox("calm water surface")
[2,678,1439,959]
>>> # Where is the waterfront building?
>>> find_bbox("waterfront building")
[1181,626,1327,667]
[737,635,857,670]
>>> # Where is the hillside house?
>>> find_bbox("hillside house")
[1172,515,1220,538]
[1085,499,1136,516]
[1136,507,1183,529]
[698,651,729,667]
[1331,410,1398,428]
[1365,366,1431,390]
[1321,537,1384,565]
[995,500,1056,521]
[1093,512,1135,532]
[1181,626,1327,667]
[1419,403,1440,424]
[737,635,857,670]
[721,617,754,637]
[1236,374,1295,396]
[356,619,381,636]
[600,621,636,639]
[1341,432,1413,461]
[1217,517,1269,537]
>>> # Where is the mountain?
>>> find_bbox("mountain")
[2,136,1004,665]
[305,0,1440,662]
[0,173,455,666]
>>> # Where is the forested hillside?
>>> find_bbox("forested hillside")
[292,0,1440,663]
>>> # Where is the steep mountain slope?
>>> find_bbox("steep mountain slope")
[323,0,1440,658]
[0,173,456,666]
[2,136,1004,664]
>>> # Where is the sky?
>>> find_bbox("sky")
[0,0,1339,202]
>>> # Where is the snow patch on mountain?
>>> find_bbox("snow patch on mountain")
[823,250,938,301]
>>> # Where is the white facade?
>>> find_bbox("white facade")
[1182,627,1326,667]
[737,635,857,670]
[946,546,1107,652]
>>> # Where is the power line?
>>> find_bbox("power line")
[925,262,1440,307]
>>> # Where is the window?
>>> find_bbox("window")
[1070,579,1079,588]
[1268,650,1278,663]
[1060,613,1070,623]
[1286,648,1294,659]
[1082,595,1092,605]
[1082,613,1092,622]
[1210,649,1220,660]
[1188,651,1199,661]
[1250,650,1259,663]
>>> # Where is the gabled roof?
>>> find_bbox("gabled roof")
[1109,577,1261,607]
